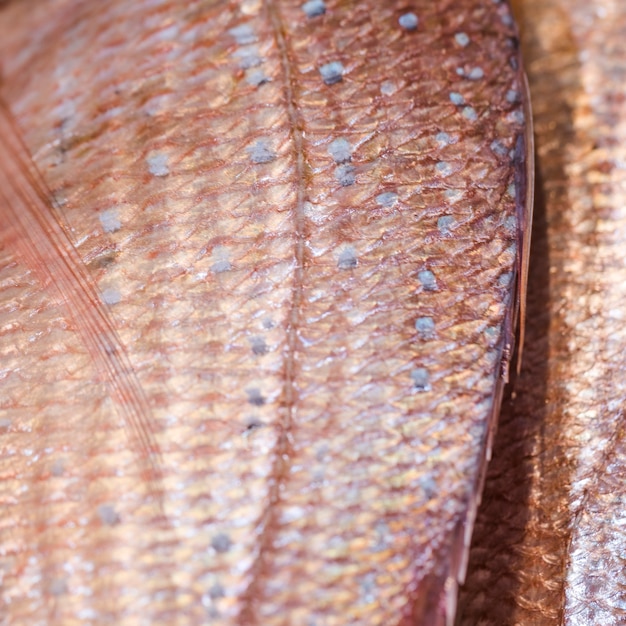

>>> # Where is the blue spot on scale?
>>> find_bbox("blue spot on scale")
[398,13,418,31]
[302,0,326,17]
[418,270,438,291]
[411,368,430,392]
[415,317,435,337]
[320,61,344,85]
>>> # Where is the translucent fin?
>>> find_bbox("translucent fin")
[516,70,535,374]
[0,99,163,497]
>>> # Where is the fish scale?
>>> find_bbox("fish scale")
[0,1,529,624]
[459,0,626,624]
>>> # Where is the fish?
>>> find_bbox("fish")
[0,1,531,624]
[458,0,626,624]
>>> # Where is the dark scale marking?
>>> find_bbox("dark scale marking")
[418,269,438,291]
[243,418,265,434]
[463,106,478,121]
[376,191,398,207]
[455,32,470,47]
[98,504,120,526]
[99,209,121,233]
[437,215,454,234]
[506,89,519,103]
[415,316,436,338]
[380,80,397,96]
[449,92,464,105]
[147,152,169,176]
[211,533,233,554]
[498,271,514,287]
[302,0,326,17]
[210,246,232,274]
[501,12,514,26]
[420,476,438,500]
[50,459,64,476]
[250,336,268,355]
[319,61,344,85]
[234,46,263,69]
[436,161,452,176]
[207,607,221,620]
[411,368,431,392]
[328,137,352,163]
[504,215,517,234]
[359,573,376,601]
[229,24,257,45]
[208,583,225,600]
[211,259,231,273]
[398,13,418,31]
[246,388,266,407]
[337,247,357,270]
[49,579,68,596]
[510,109,525,125]
[334,164,355,186]
[247,139,276,164]
[246,69,270,87]
[102,339,119,357]
[102,287,121,305]
[491,139,509,156]
[88,252,118,270]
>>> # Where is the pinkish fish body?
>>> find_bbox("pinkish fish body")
[0,1,530,624]
[459,1,626,624]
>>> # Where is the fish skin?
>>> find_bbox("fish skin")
[459,0,626,624]
[0,1,529,625]
[0,99,164,499]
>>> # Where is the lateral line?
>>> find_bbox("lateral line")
[237,1,307,622]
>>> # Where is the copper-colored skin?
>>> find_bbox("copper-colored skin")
[459,1,626,624]
[0,1,528,624]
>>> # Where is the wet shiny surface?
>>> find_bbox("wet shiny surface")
[0,1,527,624]
[459,0,626,624]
